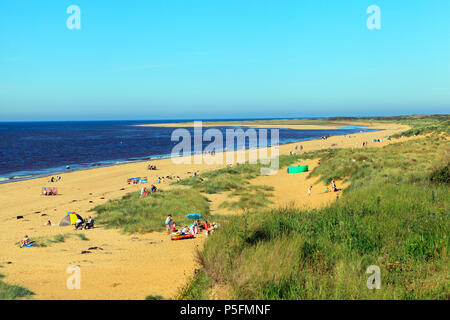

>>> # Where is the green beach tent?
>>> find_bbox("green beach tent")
[287,165,309,174]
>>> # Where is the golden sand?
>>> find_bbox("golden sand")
[0,122,413,299]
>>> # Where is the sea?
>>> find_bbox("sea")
[0,120,377,183]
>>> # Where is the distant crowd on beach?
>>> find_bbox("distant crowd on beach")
[48,176,61,183]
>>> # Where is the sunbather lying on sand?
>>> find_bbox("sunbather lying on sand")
[20,235,31,248]
[180,226,189,235]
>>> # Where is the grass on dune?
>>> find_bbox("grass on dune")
[16,233,88,248]
[91,188,212,233]
[219,185,275,212]
[173,154,303,195]
[0,266,34,300]
[180,132,450,300]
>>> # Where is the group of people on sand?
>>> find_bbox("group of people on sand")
[42,188,57,196]
[148,164,157,170]
[308,178,341,196]
[140,184,157,197]
[49,176,61,183]
[75,216,95,230]
[157,175,181,184]
[324,179,341,193]
[165,214,216,236]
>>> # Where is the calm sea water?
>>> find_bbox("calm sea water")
[0,120,376,183]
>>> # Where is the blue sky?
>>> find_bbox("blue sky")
[0,0,449,121]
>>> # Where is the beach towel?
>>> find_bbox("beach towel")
[23,242,36,247]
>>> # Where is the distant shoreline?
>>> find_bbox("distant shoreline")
[135,118,396,131]
[136,119,348,130]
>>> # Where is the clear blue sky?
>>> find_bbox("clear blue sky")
[1,0,449,121]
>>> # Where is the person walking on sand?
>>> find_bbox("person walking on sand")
[308,186,312,196]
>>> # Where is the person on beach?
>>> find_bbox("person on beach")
[75,218,83,230]
[20,235,31,248]
[165,215,173,234]
[190,223,199,235]
[202,220,211,231]
[331,179,337,192]
[181,225,189,235]
[85,216,95,229]
[308,186,312,196]
[45,220,52,226]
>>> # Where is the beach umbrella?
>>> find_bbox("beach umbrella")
[186,213,203,220]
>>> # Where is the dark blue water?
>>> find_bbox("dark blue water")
[0,120,376,183]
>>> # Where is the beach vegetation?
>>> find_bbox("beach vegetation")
[0,267,34,300]
[91,188,211,233]
[180,132,449,300]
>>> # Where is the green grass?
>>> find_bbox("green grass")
[91,188,211,233]
[0,266,34,300]
[173,155,302,195]
[219,185,275,212]
[180,133,450,300]
[17,233,89,247]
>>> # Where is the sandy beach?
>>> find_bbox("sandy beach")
[0,121,413,299]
